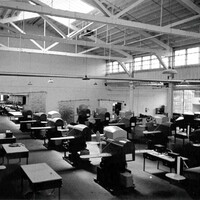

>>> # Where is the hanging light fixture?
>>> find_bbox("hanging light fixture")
[162,68,177,75]
[48,78,54,83]
[28,81,32,85]
[82,75,90,80]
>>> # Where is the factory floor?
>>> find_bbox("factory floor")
[0,116,197,200]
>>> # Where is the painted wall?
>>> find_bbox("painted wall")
[0,50,169,118]
[0,50,111,113]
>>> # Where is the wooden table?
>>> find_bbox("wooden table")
[143,150,188,173]
[21,163,62,200]
[2,143,29,164]
[143,150,175,172]
[0,133,16,144]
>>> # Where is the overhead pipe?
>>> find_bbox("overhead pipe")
[0,71,199,84]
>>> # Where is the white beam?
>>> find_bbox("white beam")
[155,54,167,69]
[79,47,98,54]
[114,0,145,18]
[29,0,51,7]
[68,1,132,58]
[0,22,20,33]
[89,35,132,58]
[69,22,94,38]
[177,0,200,14]
[41,15,67,39]
[0,46,124,60]
[9,22,44,50]
[137,14,200,51]
[91,1,170,51]
[0,12,39,24]
[1,2,200,38]
[165,14,200,28]
[118,61,131,76]
[0,32,164,54]
[93,0,112,17]
[45,42,59,51]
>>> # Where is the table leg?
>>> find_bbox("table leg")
[26,157,28,165]
[33,192,36,200]
[64,151,66,158]
[157,161,159,170]
[143,157,145,171]
[21,176,23,194]
[58,187,60,200]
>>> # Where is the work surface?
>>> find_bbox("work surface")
[21,163,62,183]
[2,143,28,154]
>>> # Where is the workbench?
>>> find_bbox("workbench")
[21,163,62,200]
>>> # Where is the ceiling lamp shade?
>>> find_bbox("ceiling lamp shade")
[82,75,90,80]
[48,79,54,83]
[162,68,177,75]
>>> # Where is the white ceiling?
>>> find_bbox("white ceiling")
[0,0,200,62]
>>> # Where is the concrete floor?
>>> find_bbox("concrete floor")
[0,116,196,200]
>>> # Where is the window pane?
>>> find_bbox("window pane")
[183,90,194,113]
[187,47,199,65]
[173,90,184,114]
[142,56,150,70]
[125,62,130,72]
[151,55,160,69]
[106,62,112,74]
[119,65,124,72]
[112,61,119,73]
[134,57,142,71]
[161,56,169,68]
[175,49,186,66]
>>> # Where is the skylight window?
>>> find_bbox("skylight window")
[40,0,94,25]
[20,0,94,28]
[40,0,94,13]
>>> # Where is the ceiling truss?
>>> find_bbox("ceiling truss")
[0,0,199,64]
